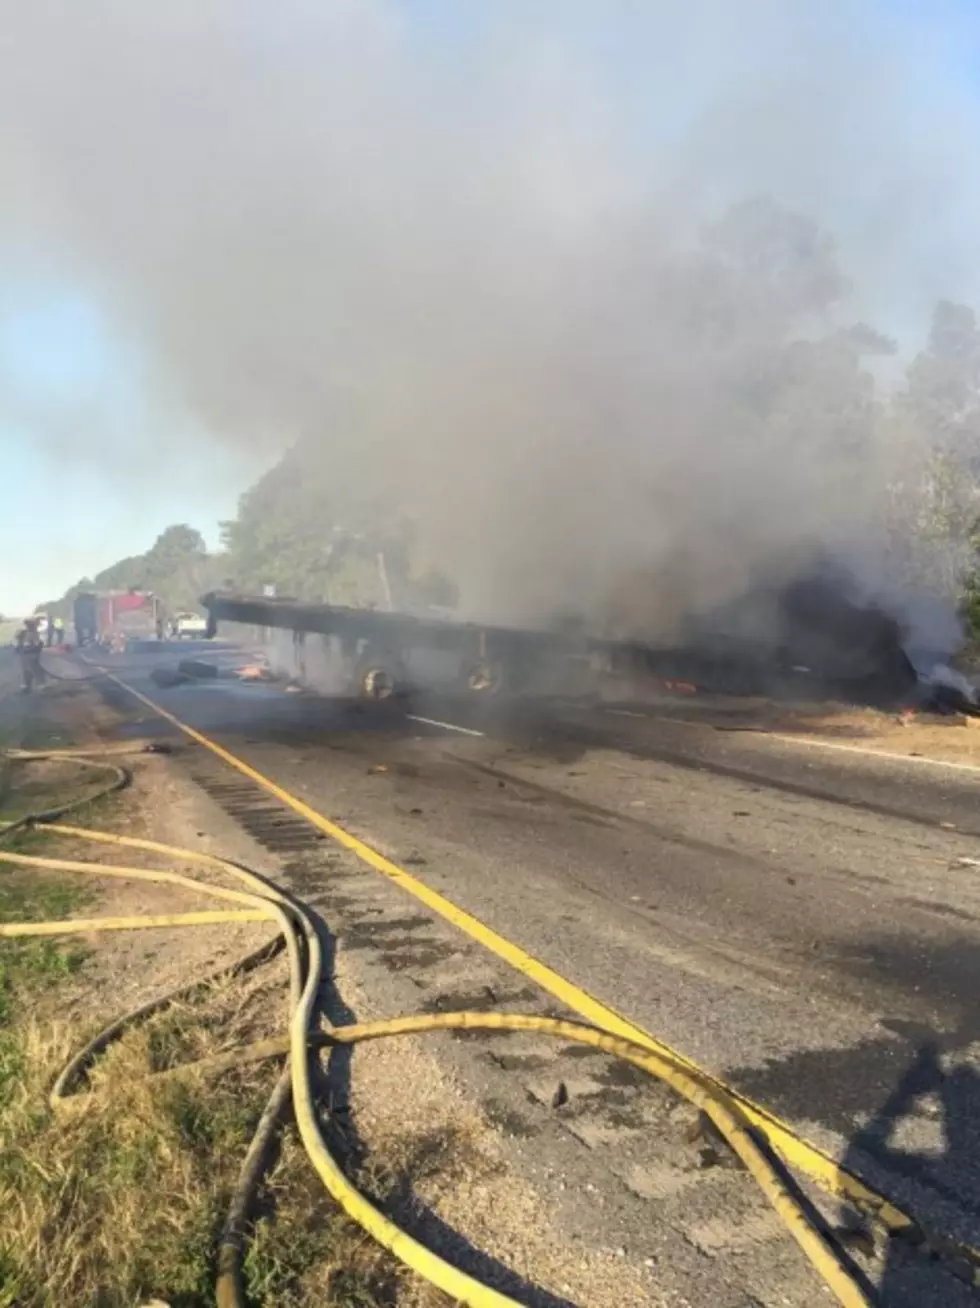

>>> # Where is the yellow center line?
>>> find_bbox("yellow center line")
[108,670,916,1234]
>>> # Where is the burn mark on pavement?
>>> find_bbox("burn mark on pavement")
[481,1097,540,1138]
[485,1051,550,1073]
[494,715,980,836]
[380,943,462,971]
[569,1087,649,1132]
[315,893,361,912]
[419,984,539,1014]
[451,755,769,864]
[341,914,432,939]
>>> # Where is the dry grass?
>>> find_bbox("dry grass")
[0,966,395,1308]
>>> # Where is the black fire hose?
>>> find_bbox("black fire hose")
[37,657,110,684]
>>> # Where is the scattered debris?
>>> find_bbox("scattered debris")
[551,1081,569,1109]
[832,1225,876,1259]
[948,1257,977,1287]
[916,662,980,717]
[149,667,190,689]
[177,658,220,680]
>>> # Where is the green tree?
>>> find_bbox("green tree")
[905,301,980,448]
[886,301,980,630]
[142,524,214,610]
[702,194,850,331]
[220,441,454,609]
[36,529,225,620]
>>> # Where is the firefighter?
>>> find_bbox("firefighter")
[15,617,46,692]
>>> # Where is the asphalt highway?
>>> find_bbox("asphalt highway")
[80,641,980,1303]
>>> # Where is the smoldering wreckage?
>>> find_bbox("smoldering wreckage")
[170,566,979,719]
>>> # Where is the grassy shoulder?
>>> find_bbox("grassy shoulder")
[0,756,392,1308]
[0,850,90,1098]
[0,988,391,1307]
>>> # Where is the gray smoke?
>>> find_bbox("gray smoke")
[1,1,977,643]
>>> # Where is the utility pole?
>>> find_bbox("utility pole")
[376,551,393,611]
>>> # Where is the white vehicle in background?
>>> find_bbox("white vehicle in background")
[171,611,209,640]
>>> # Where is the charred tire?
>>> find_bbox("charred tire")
[151,667,191,689]
[177,659,220,679]
[353,650,406,700]
[460,659,505,696]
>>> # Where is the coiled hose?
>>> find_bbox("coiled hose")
[0,747,130,839]
[0,748,874,1308]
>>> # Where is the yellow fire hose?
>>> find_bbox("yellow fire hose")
[0,752,874,1308]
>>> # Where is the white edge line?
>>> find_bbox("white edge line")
[406,713,485,738]
[604,703,980,776]
[763,729,980,775]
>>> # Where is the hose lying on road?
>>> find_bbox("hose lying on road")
[0,748,875,1308]
[34,657,112,683]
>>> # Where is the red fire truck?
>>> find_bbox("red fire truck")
[73,590,163,648]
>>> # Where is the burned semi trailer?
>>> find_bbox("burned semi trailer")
[200,590,590,697]
[200,584,920,705]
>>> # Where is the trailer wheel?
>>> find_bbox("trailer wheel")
[362,667,395,699]
[462,660,504,695]
[354,650,406,700]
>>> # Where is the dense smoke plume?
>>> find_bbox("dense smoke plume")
[2,2,979,644]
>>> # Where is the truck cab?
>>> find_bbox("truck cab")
[171,612,209,640]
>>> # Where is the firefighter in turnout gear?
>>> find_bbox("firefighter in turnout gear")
[15,617,46,693]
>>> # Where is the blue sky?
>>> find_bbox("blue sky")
[0,290,245,614]
[3,0,980,615]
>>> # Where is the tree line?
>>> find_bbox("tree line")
[37,487,455,621]
[37,523,227,621]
